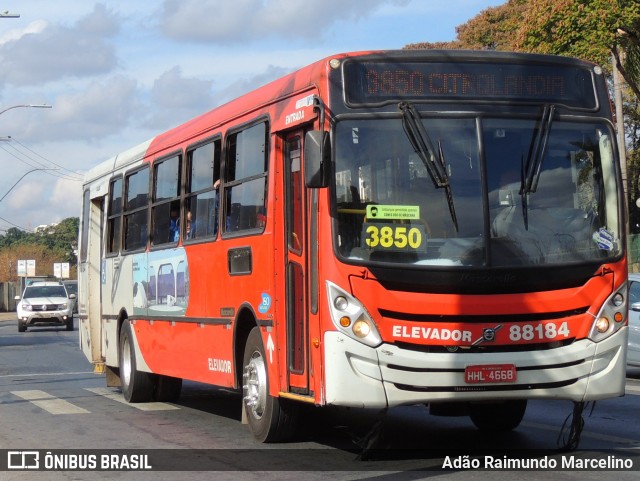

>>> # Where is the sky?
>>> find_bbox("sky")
[0,0,505,233]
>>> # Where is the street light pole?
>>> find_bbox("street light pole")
[0,168,56,204]
[0,104,52,116]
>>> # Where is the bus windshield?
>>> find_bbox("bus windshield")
[333,116,621,268]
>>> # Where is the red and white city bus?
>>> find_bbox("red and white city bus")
[79,50,629,442]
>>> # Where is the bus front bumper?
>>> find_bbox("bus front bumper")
[323,327,627,409]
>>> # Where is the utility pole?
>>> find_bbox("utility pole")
[613,58,627,197]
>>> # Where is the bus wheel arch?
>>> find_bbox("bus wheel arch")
[233,306,257,391]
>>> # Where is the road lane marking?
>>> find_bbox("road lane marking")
[0,371,95,379]
[85,387,179,411]
[11,390,90,415]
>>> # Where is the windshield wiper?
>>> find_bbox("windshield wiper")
[520,104,555,229]
[399,101,458,231]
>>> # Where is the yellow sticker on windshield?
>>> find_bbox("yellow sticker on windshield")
[366,205,420,220]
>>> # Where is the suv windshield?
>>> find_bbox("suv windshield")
[333,116,620,268]
[24,286,67,298]
[63,282,77,296]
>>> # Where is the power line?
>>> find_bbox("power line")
[0,215,33,233]
[0,140,83,182]
[10,137,84,180]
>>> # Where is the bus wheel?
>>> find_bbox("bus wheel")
[119,320,153,403]
[469,399,527,432]
[153,375,182,402]
[242,327,297,442]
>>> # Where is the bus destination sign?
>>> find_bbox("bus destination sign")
[344,61,596,108]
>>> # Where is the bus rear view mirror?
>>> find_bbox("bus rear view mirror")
[304,130,329,188]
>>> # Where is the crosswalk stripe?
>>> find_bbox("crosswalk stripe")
[85,387,179,411]
[11,390,90,415]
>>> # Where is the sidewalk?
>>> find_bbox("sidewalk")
[0,311,16,321]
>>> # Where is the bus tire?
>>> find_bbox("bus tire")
[153,375,182,402]
[242,327,298,442]
[469,399,527,432]
[119,320,153,403]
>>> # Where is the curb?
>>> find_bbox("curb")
[0,312,16,322]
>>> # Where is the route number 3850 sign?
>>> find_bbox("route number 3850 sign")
[363,223,426,252]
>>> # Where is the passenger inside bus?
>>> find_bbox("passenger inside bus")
[169,207,180,242]
[185,211,194,240]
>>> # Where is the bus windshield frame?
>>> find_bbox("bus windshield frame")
[331,113,621,271]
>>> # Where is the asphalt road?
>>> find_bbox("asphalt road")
[1,311,640,480]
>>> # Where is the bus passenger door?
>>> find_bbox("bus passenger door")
[79,190,105,367]
[284,132,310,395]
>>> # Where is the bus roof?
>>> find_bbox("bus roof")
[83,138,153,185]
[82,49,599,186]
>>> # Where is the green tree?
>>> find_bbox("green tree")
[515,0,640,99]
[455,0,527,51]
[0,227,29,247]
[407,1,640,99]
[0,217,79,282]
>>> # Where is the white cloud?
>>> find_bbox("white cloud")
[142,66,215,130]
[152,67,213,109]
[0,20,47,45]
[5,175,82,231]
[25,76,139,142]
[0,4,119,86]
[212,64,292,106]
[49,177,83,219]
[6,179,45,212]
[160,0,409,43]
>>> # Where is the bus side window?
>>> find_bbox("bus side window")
[186,138,221,241]
[123,166,149,251]
[224,122,268,234]
[106,177,123,254]
[151,154,181,246]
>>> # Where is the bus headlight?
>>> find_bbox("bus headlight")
[588,282,627,342]
[326,281,381,347]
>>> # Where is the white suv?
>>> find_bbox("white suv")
[15,281,76,332]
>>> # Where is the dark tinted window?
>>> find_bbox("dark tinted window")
[224,122,268,233]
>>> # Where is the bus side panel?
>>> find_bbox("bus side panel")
[133,321,235,386]
[127,235,277,388]
[102,254,136,367]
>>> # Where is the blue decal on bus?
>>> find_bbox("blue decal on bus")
[258,293,272,313]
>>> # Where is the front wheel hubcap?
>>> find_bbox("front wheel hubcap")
[243,351,267,419]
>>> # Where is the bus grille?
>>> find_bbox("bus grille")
[394,379,578,392]
[392,338,575,354]
[378,307,589,323]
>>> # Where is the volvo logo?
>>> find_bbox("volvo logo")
[483,328,496,342]
[472,324,503,346]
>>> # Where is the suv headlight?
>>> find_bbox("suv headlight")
[588,282,627,342]
[22,303,32,311]
[326,281,381,347]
